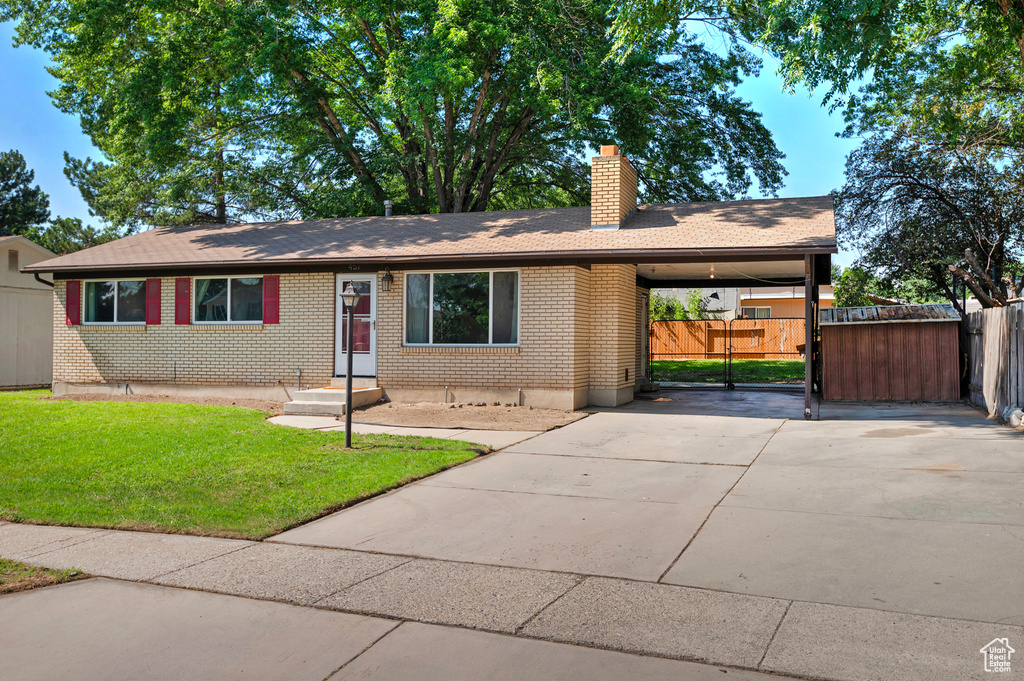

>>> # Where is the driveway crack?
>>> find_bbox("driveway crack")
[319,620,405,681]
[656,419,787,583]
[514,576,588,635]
[310,557,415,606]
[758,600,793,669]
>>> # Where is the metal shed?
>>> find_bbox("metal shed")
[819,304,961,401]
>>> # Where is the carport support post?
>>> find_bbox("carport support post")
[804,255,814,420]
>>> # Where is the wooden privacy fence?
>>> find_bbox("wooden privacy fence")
[650,320,726,359]
[966,302,1024,416]
[651,318,805,360]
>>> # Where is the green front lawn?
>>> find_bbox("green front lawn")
[651,359,805,385]
[0,391,481,539]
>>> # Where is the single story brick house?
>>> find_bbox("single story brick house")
[25,147,836,411]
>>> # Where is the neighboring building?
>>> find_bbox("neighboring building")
[653,285,834,320]
[26,146,837,409]
[0,235,55,387]
[736,285,835,319]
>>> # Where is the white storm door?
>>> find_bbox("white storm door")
[335,275,377,377]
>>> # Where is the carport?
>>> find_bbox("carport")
[637,253,832,419]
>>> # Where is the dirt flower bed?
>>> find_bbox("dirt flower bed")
[49,393,587,430]
[353,400,587,431]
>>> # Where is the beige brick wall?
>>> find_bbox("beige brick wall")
[588,264,637,392]
[572,266,592,391]
[53,273,335,387]
[53,264,641,407]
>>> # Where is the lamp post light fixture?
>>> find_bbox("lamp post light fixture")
[340,283,362,448]
[381,268,393,292]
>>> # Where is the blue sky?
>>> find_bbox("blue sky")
[0,21,858,266]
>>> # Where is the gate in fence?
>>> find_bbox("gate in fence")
[649,318,806,389]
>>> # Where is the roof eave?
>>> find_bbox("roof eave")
[25,244,838,276]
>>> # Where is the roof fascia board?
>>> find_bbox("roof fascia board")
[31,246,837,276]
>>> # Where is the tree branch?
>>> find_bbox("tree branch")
[949,264,1000,308]
[965,247,1009,305]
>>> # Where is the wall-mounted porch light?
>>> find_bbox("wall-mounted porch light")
[710,264,716,279]
[381,268,394,292]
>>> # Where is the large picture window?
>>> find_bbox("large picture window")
[84,280,146,323]
[194,276,263,323]
[405,271,519,345]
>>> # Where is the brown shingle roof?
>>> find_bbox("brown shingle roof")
[26,196,836,274]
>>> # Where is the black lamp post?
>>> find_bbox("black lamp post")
[340,283,362,448]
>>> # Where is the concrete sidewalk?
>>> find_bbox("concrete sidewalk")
[1,520,1016,680]
[0,578,781,681]
[267,414,541,450]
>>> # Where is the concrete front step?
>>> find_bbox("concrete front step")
[283,400,348,416]
[284,387,384,416]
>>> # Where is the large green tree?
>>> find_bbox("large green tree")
[613,1,1024,154]
[731,0,1024,154]
[2,0,785,230]
[0,149,50,236]
[0,149,118,253]
[836,133,1024,312]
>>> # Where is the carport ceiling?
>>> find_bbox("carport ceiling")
[638,260,805,284]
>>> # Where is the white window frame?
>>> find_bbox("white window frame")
[740,306,771,319]
[403,269,521,347]
[82,278,148,325]
[192,275,265,325]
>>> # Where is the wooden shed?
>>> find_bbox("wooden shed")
[820,304,961,401]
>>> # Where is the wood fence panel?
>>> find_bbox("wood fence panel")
[965,304,1024,416]
[966,311,984,409]
[986,308,1008,416]
[1011,304,1024,408]
[650,321,725,359]
[650,319,804,361]
[728,319,804,360]
[1011,305,1020,409]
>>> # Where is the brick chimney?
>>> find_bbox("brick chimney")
[590,144,637,230]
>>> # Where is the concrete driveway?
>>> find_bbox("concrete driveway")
[274,390,1024,626]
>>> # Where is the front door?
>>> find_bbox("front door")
[335,275,376,377]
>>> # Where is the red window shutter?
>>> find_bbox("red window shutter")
[263,275,280,324]
[145,278,161,325]
[65,280,81,326]
[175,278,191,325]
